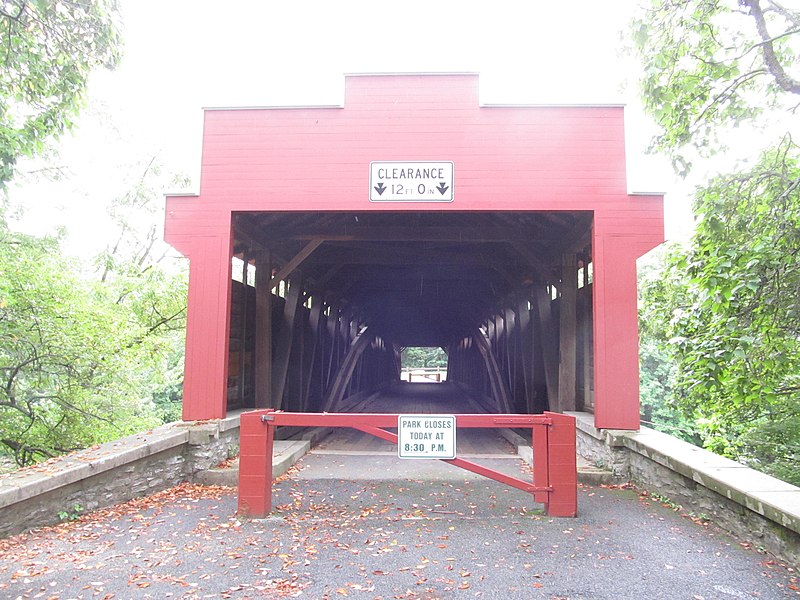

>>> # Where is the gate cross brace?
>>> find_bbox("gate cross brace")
[352,424,550,494]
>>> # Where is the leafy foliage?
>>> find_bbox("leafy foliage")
[0,0,121,185]
[632,0,800,174]
[0,223,156,464]
[638,252,699,444]
[673,140,800,418]
[634,0,800,485]
[401,347,448,369]
[639,142,800,484]
[0,159,188,466]
[0,0,187,465]
[93,159,190,424]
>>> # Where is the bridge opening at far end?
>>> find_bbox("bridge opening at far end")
[401,346,448,384]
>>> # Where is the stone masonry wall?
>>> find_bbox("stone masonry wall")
[626,451,800,566]
[0,412,242,539]
[569,411,800,567]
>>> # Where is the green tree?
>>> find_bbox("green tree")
[666,140,800,481]
[638,249,699,444]
[0,221,162,465]
[633,0,800,483]
[0,158,189,466]
[0,0,121,185]
[0,218,187,465]
[0,0,188,466]
[632,0,800,174]
[94,158,189,423]
[402,347,448,369]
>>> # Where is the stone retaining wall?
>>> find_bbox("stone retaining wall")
[0,412,242,539]
[570,411,800,567]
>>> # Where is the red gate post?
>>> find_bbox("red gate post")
[532,421,550,505]
[238,409,275,517]
[542,411,577,517]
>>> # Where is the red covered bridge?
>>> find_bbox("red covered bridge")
[164,73,663,430]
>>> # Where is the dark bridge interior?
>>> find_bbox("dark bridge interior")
[228,211,594,416]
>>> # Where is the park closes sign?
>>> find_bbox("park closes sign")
[397,414,456,459]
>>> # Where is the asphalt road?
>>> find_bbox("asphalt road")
[0,453,797,599]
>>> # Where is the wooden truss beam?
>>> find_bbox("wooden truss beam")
[254,251,272,408]
[533,285,559,412]
[271,276,304,410]
[558,253,578,412]
[270,239,324,286]
[321,326,374,412]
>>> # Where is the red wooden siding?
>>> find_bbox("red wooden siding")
[196,105,630,211]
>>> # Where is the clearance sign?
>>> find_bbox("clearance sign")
[397,414,456,459]
[370,161,454,202]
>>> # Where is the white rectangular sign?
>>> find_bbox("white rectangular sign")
[397,414,456,459]
[370,161,454,202]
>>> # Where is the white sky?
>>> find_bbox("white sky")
[9,0,693,254]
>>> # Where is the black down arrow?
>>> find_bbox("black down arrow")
[374,182,386,196]
[436,182,449,195]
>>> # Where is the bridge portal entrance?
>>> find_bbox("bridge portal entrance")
[224,210,594,418]
[164,73,664,430]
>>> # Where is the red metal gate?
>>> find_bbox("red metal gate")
[238,410,577,517]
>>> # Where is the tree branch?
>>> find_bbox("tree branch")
[0,399,34,418]
[125,306,187,349]
[743,0,800,94]
[50,396,118,426]
[765,0,800,28]
[692,68,768,127]
[0,2,28,22]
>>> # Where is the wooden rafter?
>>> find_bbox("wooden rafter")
[270,239,324,286]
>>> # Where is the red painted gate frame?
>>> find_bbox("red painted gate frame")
[238,410,577,517]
